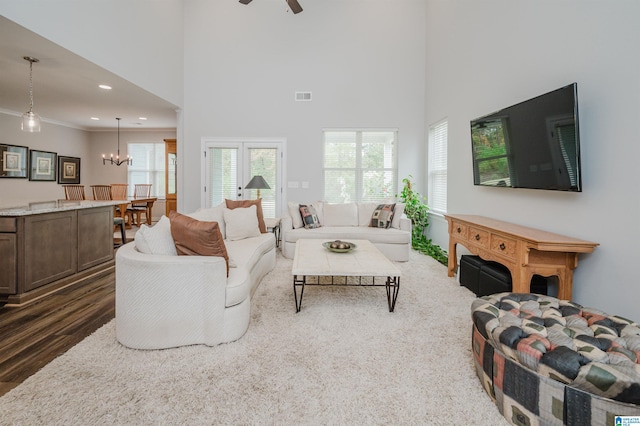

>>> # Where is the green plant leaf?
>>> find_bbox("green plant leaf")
[398,176,448,265]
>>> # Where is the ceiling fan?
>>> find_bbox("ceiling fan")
[239,0,303,14]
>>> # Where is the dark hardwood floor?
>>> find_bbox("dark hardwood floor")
[0,270,115,397]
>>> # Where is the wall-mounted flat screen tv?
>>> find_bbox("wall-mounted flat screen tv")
[470,83,581,192]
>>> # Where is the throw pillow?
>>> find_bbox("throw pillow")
[323,203,358,227]
[225,198,267,233]
[287,201,304,229]
[358,202,379,226]
[299,204,321,229]
[134,215,177,255]
[224,205,261,241]
[188,202,226,239]
[311,201,324,224]
[168,211,229,276]
[370,203,395,228]
[391,202,405,229]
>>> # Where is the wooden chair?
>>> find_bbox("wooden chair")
[128,184,152,226]
[90,185,127,247]
[110,184,134,228]
[91,185,112,200]
[63,185,86,200]
[110,184,128,200]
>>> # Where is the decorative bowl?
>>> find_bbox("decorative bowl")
[322,240,356,253]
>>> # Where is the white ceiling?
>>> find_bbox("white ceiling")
[0,16,178,131]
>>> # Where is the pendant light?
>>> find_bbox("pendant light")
[102,118,132,166]
[21,56,41,132]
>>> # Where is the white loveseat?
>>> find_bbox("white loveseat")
[115,204,276,350]
[281,201,412,262]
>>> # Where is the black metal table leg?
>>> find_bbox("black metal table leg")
[293,275,305,312]
[385,276,400,312]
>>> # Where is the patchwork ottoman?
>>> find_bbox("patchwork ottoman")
[471,293,640,425]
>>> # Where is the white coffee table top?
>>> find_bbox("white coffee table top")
[292,239,401,277]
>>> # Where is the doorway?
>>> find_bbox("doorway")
[202,138,284,218]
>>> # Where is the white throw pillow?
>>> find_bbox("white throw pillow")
[187,202,226,239]
[311,201,324,225]
[134,215,177,255]
[224,205,261,241]
[357,202,379,226]
[391,203,406,229]
[287,201,304,229]
[322,203,358,227]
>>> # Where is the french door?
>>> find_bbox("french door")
[203,139,284,218]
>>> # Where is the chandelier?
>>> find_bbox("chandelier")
[21,56,41,132]
[102,118,132,166]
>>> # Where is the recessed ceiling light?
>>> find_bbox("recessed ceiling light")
[90,117,100,120]
[98,84,112,90]
[138,117,147,120]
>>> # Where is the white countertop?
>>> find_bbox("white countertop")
[0,200,121,216]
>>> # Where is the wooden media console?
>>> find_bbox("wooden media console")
[444,214,599,300]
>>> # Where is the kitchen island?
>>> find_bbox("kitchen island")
[0,200,119,305]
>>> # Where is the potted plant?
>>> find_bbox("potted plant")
[398,176,448,265]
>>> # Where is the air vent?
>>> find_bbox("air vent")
[295,91,312,101]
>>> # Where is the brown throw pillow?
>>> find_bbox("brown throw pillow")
[225,198,267,233]
[169,211,229,276]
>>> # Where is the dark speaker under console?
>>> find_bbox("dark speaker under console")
[460,255,548,297]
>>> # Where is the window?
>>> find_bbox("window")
[127,142,166,198]
[323,129,397,203]
[428,120,447,213]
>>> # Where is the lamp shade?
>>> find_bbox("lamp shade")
[21,111,41,132]
[245,175,271,190]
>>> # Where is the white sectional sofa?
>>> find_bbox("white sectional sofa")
[281,201,412,262]
[115,204,276,350]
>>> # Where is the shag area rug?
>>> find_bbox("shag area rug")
[0,251,508,425]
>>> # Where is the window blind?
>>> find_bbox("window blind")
[127,142,166,197]
[207,147,238,207]
[428,120,448,213]
[323,130,397,203]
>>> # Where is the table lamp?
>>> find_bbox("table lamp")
[245,175,270,199]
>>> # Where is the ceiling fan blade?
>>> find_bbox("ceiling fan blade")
[286,0,303,14]
[239,0,253,4]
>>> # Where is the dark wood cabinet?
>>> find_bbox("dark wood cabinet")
[24,211,77,292]
[0,205,114,305]
[0,232,16,294]
[77,207,113,271]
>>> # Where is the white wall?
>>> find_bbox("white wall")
[0,113,174,217]
[0,113,90,202]
[181,0,427,212]
[425,0,640,319]
[88,129,176,186]
[0,0,184,107]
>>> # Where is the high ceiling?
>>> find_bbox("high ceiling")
[0,16,178,131]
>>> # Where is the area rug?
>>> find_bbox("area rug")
[0,250,508,425]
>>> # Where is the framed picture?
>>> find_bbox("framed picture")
[0,144,28,178]
[29,150,57,181]
[57,156,81,184]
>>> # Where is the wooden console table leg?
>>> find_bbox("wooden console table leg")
[448,241,457,278]
[512,268,533,294]
[557,268,573,301]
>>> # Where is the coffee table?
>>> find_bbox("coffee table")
[292,239,401,312]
